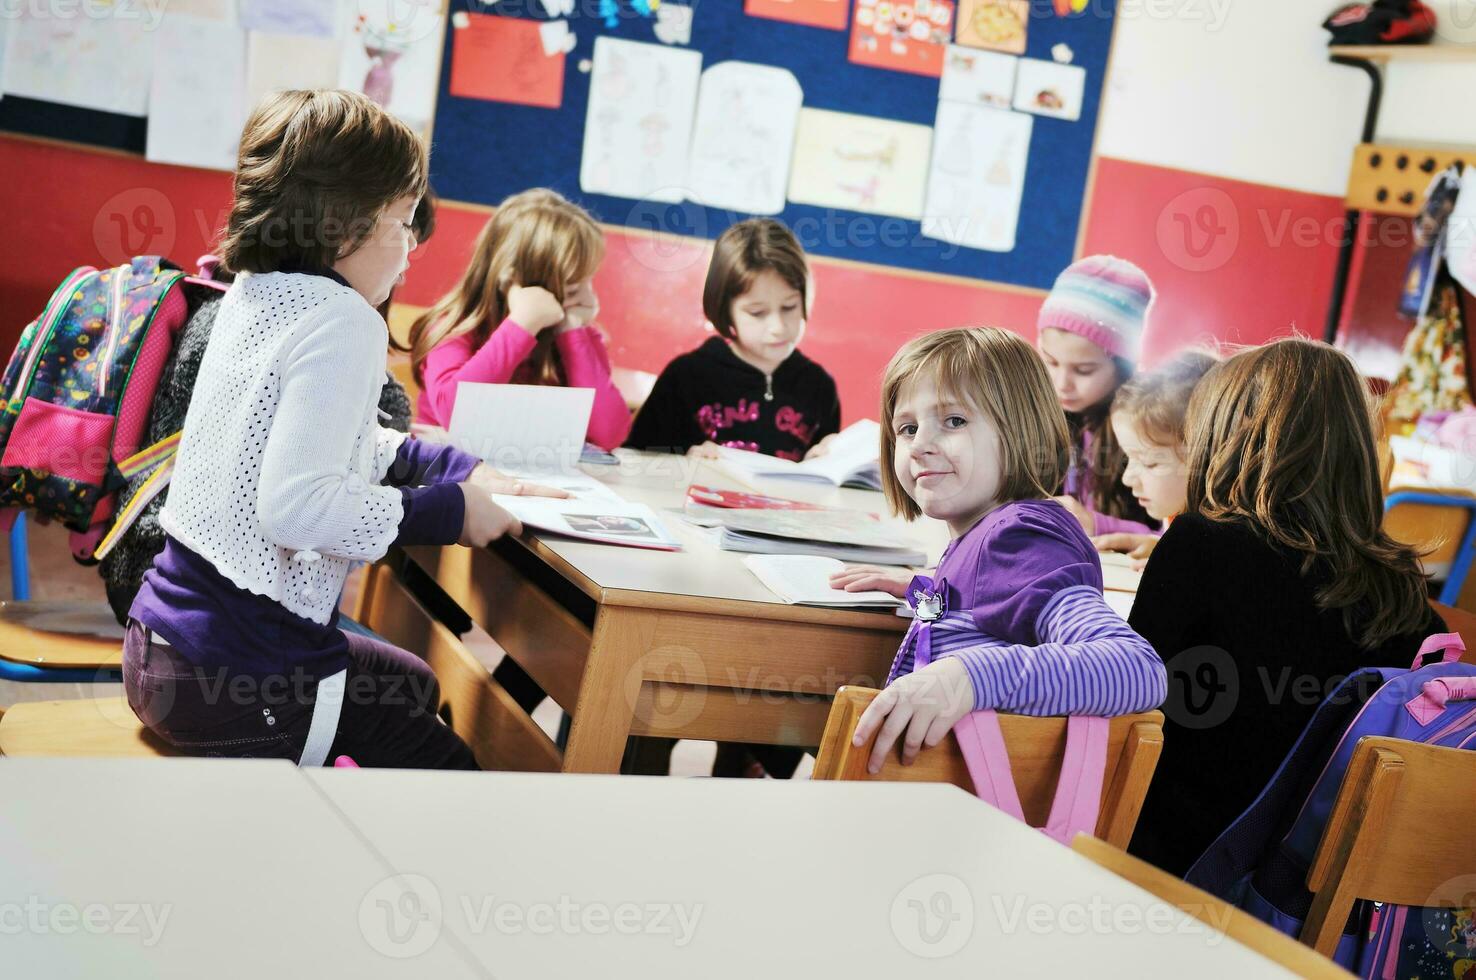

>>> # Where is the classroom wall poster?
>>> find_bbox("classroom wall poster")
[449,14,565,109]
[338,7,445,132]
[239,0,337,36]
[245,31,340,109]
[686,62,803,215]
[744,0,849,31]
[955,0,1027,54]
[937,44,1016,107]
[787,107,932,220]
[147,17,247,171]
[922,102,1031,252]
[580,37,702,204]
[1012,57,1085,121]
[1,13,154,117]
[848,0,954,78]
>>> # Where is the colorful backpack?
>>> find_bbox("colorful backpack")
[0,257,223,561]
[1185,634,1476,978]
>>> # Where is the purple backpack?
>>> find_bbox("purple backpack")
[1186,634,1476,978]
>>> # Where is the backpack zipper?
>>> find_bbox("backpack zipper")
[15,267,100,406]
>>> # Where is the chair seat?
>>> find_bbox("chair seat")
[0,601,124,669]
[0,697,176,758]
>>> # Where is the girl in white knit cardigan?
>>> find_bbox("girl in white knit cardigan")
[124,90,557,768]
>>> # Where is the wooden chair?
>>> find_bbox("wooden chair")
[0,698,176,758]
[812,686,1164,849]
[1301,736,1476,958]
[1070,835,1353,978]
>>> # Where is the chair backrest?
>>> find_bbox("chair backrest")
[1070,835,1353,978]
[1301,736,1476,958]
[812,686,1164,849]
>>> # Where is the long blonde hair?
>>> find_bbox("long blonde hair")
[409,189,604,386]
[1186,338,1429,649]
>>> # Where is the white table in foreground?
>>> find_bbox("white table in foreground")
[309,769,1293,979]
[0,758,486,979]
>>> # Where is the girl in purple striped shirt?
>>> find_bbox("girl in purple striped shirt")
[852,327,1167,774]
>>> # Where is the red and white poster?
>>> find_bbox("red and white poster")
[847,0,955,78]
[745,0,849,30]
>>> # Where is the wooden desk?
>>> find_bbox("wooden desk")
[398,452,952,774]
[309,768,1299,978]
[0,758,486,978]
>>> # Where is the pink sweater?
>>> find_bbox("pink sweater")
[415,318,632,451]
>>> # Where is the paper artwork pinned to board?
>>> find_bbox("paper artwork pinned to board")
[539,0,576,14]
[787,107,932,220]
[848,0,953,77]
[580,37,702,203]
[339,8,445,132]
[246,31,339,109]
[1012,57,1085,121]
[744,0,849,31]
[147,17,247,171]
[937,45,1015,108]
[163,0,238,21]
[654,3,695,45]
[449,14,565,109]
[956,0,1027,54]
[687,62,802,215]
[0,14,154,116]
[240,0,337,36]
[922,102,1031,252]
[539,19,577,56]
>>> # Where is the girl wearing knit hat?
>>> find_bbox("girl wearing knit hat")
[1036,255,1158,537]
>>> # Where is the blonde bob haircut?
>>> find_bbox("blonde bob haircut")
[880,327,1070,520]
[219,89,428,275]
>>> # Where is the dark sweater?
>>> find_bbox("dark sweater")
[625,337,841,460]
[1127,513,1441,877]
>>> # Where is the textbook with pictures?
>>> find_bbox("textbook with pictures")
[713,419,883,490]
[744,555,904,608]
[490,496,682,551]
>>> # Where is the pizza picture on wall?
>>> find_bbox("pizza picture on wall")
[956,0,1027,54]
[848,0,956,78]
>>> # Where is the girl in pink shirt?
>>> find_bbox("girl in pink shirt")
[410,189,632,451]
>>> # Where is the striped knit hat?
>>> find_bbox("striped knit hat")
[1037,255,1156,364]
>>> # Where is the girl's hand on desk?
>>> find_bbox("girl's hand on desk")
[468,463,570,500]
[1091,532,1157,570]
[687,442,722,460]
[829,564,911,598]
[803,433,838,460]
[853,659,974,774]
[458,485,523,547]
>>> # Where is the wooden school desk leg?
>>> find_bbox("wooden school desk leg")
[561,606,658,774]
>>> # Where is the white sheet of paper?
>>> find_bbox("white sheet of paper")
[580,37,702,204]
[938,45,1016,108]
[240,0,338,36]
[787,107,932,220]
[687,61,802,215]
[1447,171,1476,297]
[246,31,340,109]
[744,555,902,607]
[1,14,154,116]
[447,383,596,476]
[337,9,444,133]
[1012,57,1085,121]
[147,18,246,171]
[1104,589,1134,620]
[922,102,1031,253]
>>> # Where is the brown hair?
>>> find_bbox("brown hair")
[218,89,427,275]
[880,327,1070,521]
[408,188,604,386]
[1112,349,1218,452]
[703,219,809,340]
[384,188,439,342]
[1185,338,1429,649]
[1061,353,1139,518]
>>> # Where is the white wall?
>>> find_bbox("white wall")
[1097,0,1476,196]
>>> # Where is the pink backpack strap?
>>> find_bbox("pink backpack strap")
[1405,676,1476,725]
[954,710,1110,845]
[1411,632,1465,670]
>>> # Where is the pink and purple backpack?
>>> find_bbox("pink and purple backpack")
[1186,634,1476,978]
[0,256,224,561]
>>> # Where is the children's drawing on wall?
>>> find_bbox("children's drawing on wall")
[147,18,246,171]
[653,2,695,44]
[240,0,337,36]
[1,12,154,116]
[580,37,702,203]
[687,62,802,215]
[338,7,444,133]
[1012,57,1085,121]
[937,44,1016,107]
[848,0,954,77]
[922,102,1031,252]
[448,14,565,109]
[787,107,931,220]
[956,0,1027,54]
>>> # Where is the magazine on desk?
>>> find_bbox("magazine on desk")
[711,420,883,490]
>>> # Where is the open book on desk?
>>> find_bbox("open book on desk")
[744,556,905,608]
[711,420,883,490]
[702,507,926,566]
[490,495,682,551]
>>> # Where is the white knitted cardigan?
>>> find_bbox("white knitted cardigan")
[160,271,409,624]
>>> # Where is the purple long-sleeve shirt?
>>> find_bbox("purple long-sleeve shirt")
[887,499,1166,716]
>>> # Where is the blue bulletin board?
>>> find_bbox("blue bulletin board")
[430,0,1118,290]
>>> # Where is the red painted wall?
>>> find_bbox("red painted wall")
[3,135,1401,425]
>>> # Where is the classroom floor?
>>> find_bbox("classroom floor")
[1,522,805,777]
